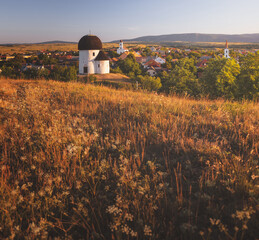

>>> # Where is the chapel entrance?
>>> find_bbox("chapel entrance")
[84,67,88,74]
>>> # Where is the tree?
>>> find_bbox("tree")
[137,75,162,91]
[235,52,259,100]
[111,66,123,74]
[216,58,240,98]
[4,54,25,78]
[63,66,77,82]
[142,47,152,57]
[24,68,40,79]
[38,54,50,65]
[162,55,173,70]
[200,57,240,99]
[188,51,201,59]
[13,55,26,68]
[162,58,200,97]
[107,51,119,58]
[1,65,16,78]
[38,68,50,79]
[118,54,142,77]
[50,65,77,82]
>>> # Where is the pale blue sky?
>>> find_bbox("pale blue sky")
[0,0,258,43]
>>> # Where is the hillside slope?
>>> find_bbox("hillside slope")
[118,33,259,43]
[94,73,131,83]
[0,79,258,239]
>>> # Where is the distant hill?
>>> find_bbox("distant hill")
[0,41,77,46]
[113,33,259,43]
[38,40,77,44]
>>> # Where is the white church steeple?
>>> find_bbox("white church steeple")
[224,40,230,58]
[119,40,123,49]
[117,40,129,55]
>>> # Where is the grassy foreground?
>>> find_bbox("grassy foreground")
[0,79,258,239]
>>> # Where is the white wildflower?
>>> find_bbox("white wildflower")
[144,225,152,236]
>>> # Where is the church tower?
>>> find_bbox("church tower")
[224,40,230,58]
[119,40,123,49]
[117,40,128,54]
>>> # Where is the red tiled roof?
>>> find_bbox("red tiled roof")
[119,52,129,60]
[196,59,208,68]
[136,57,147,63]
[144,59,161,68]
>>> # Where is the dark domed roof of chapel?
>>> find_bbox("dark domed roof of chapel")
[78,35,102,50]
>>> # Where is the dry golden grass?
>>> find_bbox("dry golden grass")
[0,79,258,239]
[94,73,131,83]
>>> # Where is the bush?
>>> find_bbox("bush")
[137,75,162,91]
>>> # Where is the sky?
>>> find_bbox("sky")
[0,0,259,44]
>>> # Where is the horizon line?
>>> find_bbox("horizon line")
[1,32,259,45]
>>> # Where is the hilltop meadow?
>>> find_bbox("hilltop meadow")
[0,79,258,239]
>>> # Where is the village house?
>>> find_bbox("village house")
[118,52,129,60]
[196,59,208,68]
[144,59,161,70]
[147,67,157,76]
[199,55,212,61]
[154,57,166,64]
[21,64,45,72]
[3,55,15,61]
[150,46,156,52]
[118,51,142,61]
[22,54,32,59]
[136,57,148,64]
[58,55,73,62]
[110,57,119,67]
[71,56,79,61]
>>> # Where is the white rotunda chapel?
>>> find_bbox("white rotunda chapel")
[78,35,110,74]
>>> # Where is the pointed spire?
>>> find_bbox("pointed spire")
[225,40,228,49]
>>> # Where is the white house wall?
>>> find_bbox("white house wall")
[79,50,100,74]
[155,57,166,64]
[224,49,230,58]
[117,48,125,54]
[95,60,109,74]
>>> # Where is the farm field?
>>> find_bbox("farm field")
[1,41,257,55]
[0,43,147,54]
[0,43,78,54]
[159,41,259,48]
[0,79,258,239]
